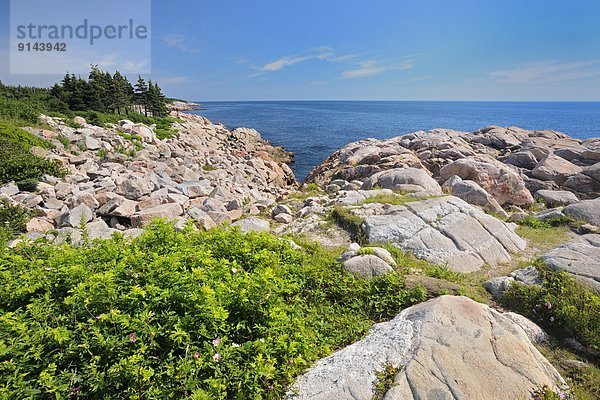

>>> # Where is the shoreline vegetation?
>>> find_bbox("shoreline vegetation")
[0,73,599,399]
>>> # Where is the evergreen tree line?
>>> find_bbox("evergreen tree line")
[48,65,169,117]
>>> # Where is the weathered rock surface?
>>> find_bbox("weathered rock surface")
[534,189,579,207]
[130,203,183,228]
[443,175,507,217]
[288,296,563,400]
[361,168,442,196]
[362,196,526,272]
[306,126,599,200]
[563,163,600,195]
[541,234,600,292]
[342,254,394,278]
[532,153,583,185]
[439,157,533,206]
[484,266,543,299]
[563,198,600,226]
[335,189,395,206]
[232,217,270,233]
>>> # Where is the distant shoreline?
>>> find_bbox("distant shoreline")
[167,100,203,111]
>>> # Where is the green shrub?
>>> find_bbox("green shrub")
[422,264,465,283]
[0,123,66,185]
[372,363,402,400]
[16,178,39,192]
[153,117,179,140]
[0,222,426,399]
[502,265,600,351]
[0,122,50,149]
[330,205,367,245]
[358,193,432,206]
[530,384,574,400]
[116,131,143,151]
[0,97,41,125]
[518,216,573,229]
[96,149,108,159]
[0,199,30,245]
[72,111,180,139]
[65,118,83,129]
[57,136,71,149]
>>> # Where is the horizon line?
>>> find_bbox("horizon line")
[189,99,600,103]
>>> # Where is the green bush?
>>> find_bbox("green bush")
[71,110,180,139]
[330,205,367,245]
[518,216,573,229]
[0,123,66,185]
[372,363,402,400]
[0,97,41,125]
[0,222,426,399]
[0,199,30,245]
[422,265,465,283]
[16,178,39,193]
[502,264,600,351]
[0,122,50,149]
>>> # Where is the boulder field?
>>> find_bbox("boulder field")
[4,112,295,245]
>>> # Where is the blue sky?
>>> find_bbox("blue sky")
[1,0,600,100]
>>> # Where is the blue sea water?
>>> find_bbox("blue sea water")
[190,101,600,181]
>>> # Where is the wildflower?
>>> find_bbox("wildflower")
[259,338,265,343]
[231,342,240,348]
[289,360,294,365]
[550,316,555,322]
[213,353,221,362]
[72,387,80,395]
[231,267,238,274]
[545,301,552,309]
[193,351,200,359]
[128,332,137,343]
[212,338,221,347]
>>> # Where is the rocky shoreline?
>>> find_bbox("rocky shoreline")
[1,115,599,398]
[166,100,202,111]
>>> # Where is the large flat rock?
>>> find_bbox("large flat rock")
[563,198,600,226]
[541,234,600,293]
[287,296,563,400]
[362,196,526,272]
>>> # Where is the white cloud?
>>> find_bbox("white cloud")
[341,61,384,79]
[263,55,314,72]
[160,76,189,84]
[258,47,350,72]
[490,60,600,84]
[121,59,150,73]
[162,34,198,53]
[340,59,414,79]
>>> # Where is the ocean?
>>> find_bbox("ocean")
[190,101,600,182]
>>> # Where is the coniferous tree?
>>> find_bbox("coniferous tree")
[111,71,132,115]
[134,76,149,116]
[148,81,168,117]
[86,65,104,111]
[25,66,170,117]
